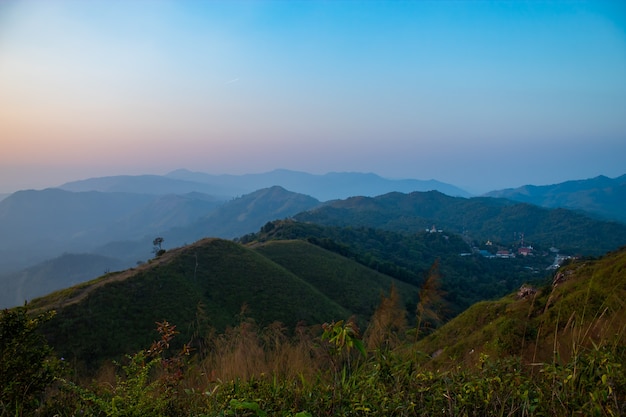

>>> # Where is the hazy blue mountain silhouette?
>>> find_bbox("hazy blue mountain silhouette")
[59,174,237,197]
[0,253,126,309]
[0,186,321,307]
[0,189,222,274]
[59,169,471,200]
[485,174,626,224]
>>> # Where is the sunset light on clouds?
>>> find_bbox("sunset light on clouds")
[1,1,625,193]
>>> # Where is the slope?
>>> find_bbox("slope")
[253,239,419,320]
[243,219,551,318]
[30,237,410,368]
[415,245,626,368]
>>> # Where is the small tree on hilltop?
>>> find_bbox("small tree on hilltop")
[152,237,165,257]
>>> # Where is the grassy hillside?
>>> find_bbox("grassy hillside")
[30,237,414,369]
[415,245,626,368]
[253,239,418,320]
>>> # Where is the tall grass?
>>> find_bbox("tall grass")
[34,299,625,417]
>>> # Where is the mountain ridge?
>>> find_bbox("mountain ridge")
[294,190,626,256]
[485,174,626,223]
[61,168,472,200]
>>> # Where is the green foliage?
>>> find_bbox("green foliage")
[416,246,626,369]
[23,265,626,416]
[322,319,366,359]
[0,307,60,416]
[225,399,267,417]
[68,321,190,417]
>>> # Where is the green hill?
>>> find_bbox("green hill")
[253,239,418,320]
[29,237,415,368]
[415,245,626,368]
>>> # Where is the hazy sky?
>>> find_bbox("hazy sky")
[1,1,625,194]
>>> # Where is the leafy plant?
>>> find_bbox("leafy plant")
[0,307,60,416]
[69,320,191,417]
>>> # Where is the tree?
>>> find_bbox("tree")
[152,237,165,257]
[153,237,164,251]
[415,258,445,340]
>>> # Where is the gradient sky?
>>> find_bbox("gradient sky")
[1,1,625,194]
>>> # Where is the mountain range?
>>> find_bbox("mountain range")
[294,190,626,255]
[1,170,625,310]
[60,169,472,200]
[4,170,625,414]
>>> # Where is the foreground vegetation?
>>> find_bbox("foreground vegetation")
[3,246,625,416]
[3,305,625,416]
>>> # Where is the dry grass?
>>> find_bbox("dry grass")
[190,319,323,388]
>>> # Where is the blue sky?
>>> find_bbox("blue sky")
[0,1,625,194]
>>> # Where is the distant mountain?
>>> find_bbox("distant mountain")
[0,253,126,309]
[60,169,471,200]
[60,174,236,197]
[485,174,626,224]
[0,189,222,274]
[30,237,417,368]
[0,193,9,202]
[293,190,626,256]
[166,186,321,243]
[167,168,472,199]
[0,186,320,305]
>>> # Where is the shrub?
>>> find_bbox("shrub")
[0,307,60,416]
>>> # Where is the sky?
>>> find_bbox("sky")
[1,1,625,194]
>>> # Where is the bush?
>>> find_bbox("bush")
[0,307,60,415]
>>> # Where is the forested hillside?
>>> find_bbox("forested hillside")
[242,220,551,317]
[294,190,626,255]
